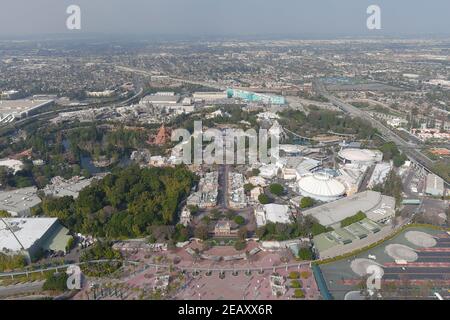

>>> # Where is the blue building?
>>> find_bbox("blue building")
[226,89,286,105]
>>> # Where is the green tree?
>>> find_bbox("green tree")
[269,183,284,196]
[258,194,271,204]
[237,226,248,240]
[43,272,69,292]
[311,223,331,236]
[298,247,313,260]
[244,183,255,193]
[234,240,247,251]
[0,210,11,217]
[293,289,305,298]
[300,197,315,209]
[233,215,245,225]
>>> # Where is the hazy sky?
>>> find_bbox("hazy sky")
[1,0,450,38]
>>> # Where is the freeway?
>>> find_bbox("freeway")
[0,88,145,137]
[115,65,226,91]
[313,80,449,186]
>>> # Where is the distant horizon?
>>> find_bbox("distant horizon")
[2,31,450,42]
[2,0,450,39]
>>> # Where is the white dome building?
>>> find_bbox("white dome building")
[298,173,346,202]
[338,148,383,165]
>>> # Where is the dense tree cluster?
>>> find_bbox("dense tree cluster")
[258,194,271,204]
[300,197,315,209]
[372,170,403,206]
[43,272,69,292]
[0,123,153,189]
[379,142,407,167]
[256,215,331,241]
[34,165,198,238]
[80,241,123,276]
[279,110,377,140]
[269,183,284,196]
[0,253,27,272]
[297,247,314,260]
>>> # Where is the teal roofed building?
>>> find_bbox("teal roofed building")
[226,88,286,105]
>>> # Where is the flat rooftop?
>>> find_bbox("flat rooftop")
[0,217,58,252]
[313,218,381,253]
[43,176,96,198]
[0,187,42,215]
[303,190,395,227]
[0,99,53,115]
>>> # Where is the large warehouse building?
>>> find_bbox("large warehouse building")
[0,218,71,262]
[227,89,286,105]
[298,173,346,202]
[0,98,54,125]
[338,148,383,165]
[303,190,395,229]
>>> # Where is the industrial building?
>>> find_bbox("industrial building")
[0,98,54,125]
[0,217,71,262]
[0,187,42,216]
[303,190,395,229]
[338,148,383,165]
[141,92,180,105]
[425,173,445,197]
[226,89,286,105]
[43,175,104,199]
[192,91,228,102]
[297,173,346,202]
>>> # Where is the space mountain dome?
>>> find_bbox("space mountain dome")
[298,172,346,202]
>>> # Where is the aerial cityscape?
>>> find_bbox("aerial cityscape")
[0,0,449,305]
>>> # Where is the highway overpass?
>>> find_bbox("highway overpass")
[313,80,449,186]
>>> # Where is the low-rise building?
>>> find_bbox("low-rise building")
[0,217,71,262]
[0,187,41,216]
[367,162,393,189]
[303,190,395,228]
[229,173,247,209]
[0,159,24,174]
[187,172,218,208]
[425,173,445,197]
[214,220,231,237]
[43,175,102,199]
[255,204,292,227]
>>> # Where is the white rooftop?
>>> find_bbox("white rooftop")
[303,190,395,227]
[298,173,346,198]
[264,204,291,224]
[0,159,24,174]
[338,148,382,163]
[0,218,58,252]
